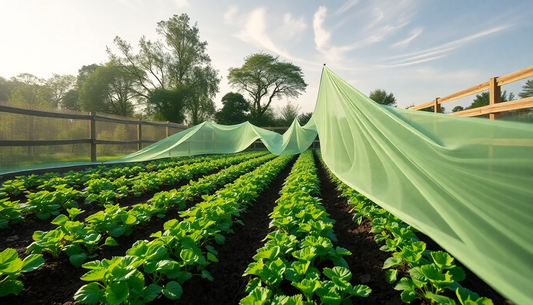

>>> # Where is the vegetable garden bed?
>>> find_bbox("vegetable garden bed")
[0,151,509,304]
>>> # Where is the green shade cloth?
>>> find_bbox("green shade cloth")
[314,67,532,305]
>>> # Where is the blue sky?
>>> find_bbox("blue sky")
[1,0,532,113]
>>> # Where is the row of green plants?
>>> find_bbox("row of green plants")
[315,151,492,305]
[0,151,269,228]
[73,154,295,304]
[1,151,269,198]
[25,153,279,269]
[240,150,371,305]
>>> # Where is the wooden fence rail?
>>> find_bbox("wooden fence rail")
[0,105,188,162]
[408,66,533,119]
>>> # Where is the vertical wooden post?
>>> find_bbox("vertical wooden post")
[89,112,96,162]
[137,122,142,151]
[165,121,170,138]
[434,98,441,113]
[489,77,501,120]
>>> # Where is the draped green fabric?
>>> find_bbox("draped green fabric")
[313,67,533,305]
[2,66,531,304]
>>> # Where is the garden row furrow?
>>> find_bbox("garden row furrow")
[316,151,494,305]
[240,150,371,305]
[71,154,294,304]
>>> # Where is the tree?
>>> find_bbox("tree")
[46,74,76,108]
[215,92,249,125]
[61,89,81,111]
[369,89,397,107]
[518,79,533,99]
[8,74,53,109]
[228,53,307,123]
[109,13,220,124]
[452,106,464,113]
[277,101,300,126]
[0,76,19,102]
[298,112,313,125]
[466,90,514,109]
[79,64,137,117]
[146,86,188,123]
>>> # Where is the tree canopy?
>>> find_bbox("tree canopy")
[467,90,514,109]
[215,92,249,125]
[518,79,533,99]
[227,53,307,124]
[369,89,397,107]
[277,101,300,126]
[108,13,220,124]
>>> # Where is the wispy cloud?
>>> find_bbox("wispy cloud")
[392,27,423,48]
[334,0,359,16]
[276,13,306,40]
[224,6,238,25]
[175,0,189,9]
[234,7,312,64]
[382,25,510,67]
[313,6,330,51]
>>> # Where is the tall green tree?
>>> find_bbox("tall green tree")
[0,76,19,102]
[146,86,187,123]
[369,89,397,107]
[79,64,137,117]
[109,13,220,124]
[298,112,313,125]
[227,53,307,124]
[277,101,300,126]
[46,74,76,108]
[518,79,533,99]
[467,90,514,109]
[8,74,53,109]
[215,92,249,125]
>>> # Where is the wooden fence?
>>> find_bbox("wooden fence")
[0,105,188,162]
[408,66,533,119]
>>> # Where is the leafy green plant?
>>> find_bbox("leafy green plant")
[0,198,24,229]
[1,179,26,197]
[0,248,44,297]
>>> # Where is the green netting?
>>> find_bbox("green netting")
[1,67,531,304]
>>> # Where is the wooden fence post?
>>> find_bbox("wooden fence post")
[434,98,441,113]
[165,121,170,138]
[137,121,142,151]
[489,77,501,120]
[89,112,96,162]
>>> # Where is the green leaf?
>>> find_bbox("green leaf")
[425,292,456,304]
[105,282,129,305]
[409,267,428,288]
[81,269,107,282]
[292,279,320,297]
[253,246,281,261]
[323,266,352,281]
[105,236,119,246]
[74,283,104,304]
[214,233,225,245]
[350,284,372,297]
[142,284,162,303]
[174,271,193,284]
[20,254,44,272]
[162,281,183,300]
[150,231,162,238]
[394,277,415,291]
[205,245,218,255]
[400,290,417,303]
[384,269,399,284]
[245,278,262,294]
[449,266,466,282]
[383,257,403,269]
[70,252,88,268]
[202,269,214,281]
[51,214,69,225]
[431,251,455,270]
[108,224,126,237]
[0,279,24,297]
[207,252,218,262]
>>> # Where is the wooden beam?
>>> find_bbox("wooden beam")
[0,105,91,120]
[137,122,142,151]
[94,140,156,145]
[0,139,92,147]
[497,66,533,86]
[409,101,435,111]
[450,97,533,117]
[438,81,490,104]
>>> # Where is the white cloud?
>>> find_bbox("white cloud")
[382,25,510,67]
[334,0,359,16]
[313,6,330,52]
[175,0,190,9]
[224,6,238,25]
[276,13,306,39]
[392,27,423,48]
